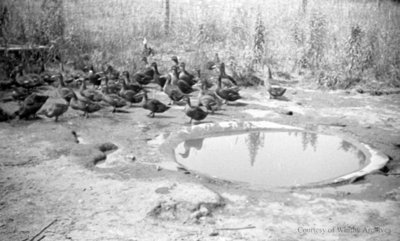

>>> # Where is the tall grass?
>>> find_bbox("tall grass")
[1,0,400,88]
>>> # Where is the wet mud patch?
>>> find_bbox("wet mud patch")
[70,142,118,168]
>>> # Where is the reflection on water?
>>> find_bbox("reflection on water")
[179,138,204,159]
[174,131,368,187]
[340,140,366,166]
[288,131,318,151]
[245,132,265,166]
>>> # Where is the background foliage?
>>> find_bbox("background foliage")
[1,0,400,88]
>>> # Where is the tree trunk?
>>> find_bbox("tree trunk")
[302,0,308,14]
[164,0,170,35]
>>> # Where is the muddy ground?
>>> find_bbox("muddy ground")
[1,83,400,241]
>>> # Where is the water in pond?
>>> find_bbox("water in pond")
[174,131,367,187]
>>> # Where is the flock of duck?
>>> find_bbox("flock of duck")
[0,46,286,124]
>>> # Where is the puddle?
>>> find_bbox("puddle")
[173,131,369,187]
[159,121,388,188]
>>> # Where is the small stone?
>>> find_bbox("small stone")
[207,219,216,225]
[281,110,293,116]
[209,230,219,236]
[155,187,170,194]
[126,155,136,162]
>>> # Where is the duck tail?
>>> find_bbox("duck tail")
[36,109,47,116]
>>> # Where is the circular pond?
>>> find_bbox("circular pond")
[161,121,388,188]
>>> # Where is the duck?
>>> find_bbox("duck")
[11,86,32,103]
[171,56,181,75]
[205,53,220,70]
[55,73,75,102]
[79,78,103,102]
[13,65,44,89]
[121,71,142,93]
[265,66,287,99]
[140,91,170,118]
[103,77,121,94]
[131,71,153,86]
[195,69,214,92]
[173,66,195,94]
[62,72,80,86]
[86,65,103,88]
[101,76,127,112]
[104,64,120,81]
[140,57,155,77]
[163,66,186,105]
[216,70,241,104]
[36,62,56,85]
[178,62,197,86]
[37,100,69,122]
[150,62,167,90]
[14,93,49,120]
[41,71,56,85]
[197,84,222,114]
[0,107,15,122]
[219,62,238,86]
[69,91,102,118]
[142,37,155,57]
[183,96,208,124]
[119,78,143,106]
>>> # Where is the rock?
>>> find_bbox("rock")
[281,110,293,116]
[96,142,118,152]
[384,188,400,201]
[209,230,219,236]
[125,154,136,162]
[147,183,224,221]
[155,187,171,194]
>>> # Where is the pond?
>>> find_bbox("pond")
[173,130,368,187]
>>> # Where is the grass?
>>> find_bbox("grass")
[1,0,400,89]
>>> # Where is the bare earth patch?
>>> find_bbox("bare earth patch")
[1,86,399,240]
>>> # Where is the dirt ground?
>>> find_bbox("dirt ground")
[1,83,400,241]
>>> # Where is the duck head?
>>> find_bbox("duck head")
[121,71,130,79]
[179,62,186,71]
[170,66,179,77]
[171,56,179,65]
[150,62,159,73]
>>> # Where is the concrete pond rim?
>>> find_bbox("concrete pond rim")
[158,120,389,190]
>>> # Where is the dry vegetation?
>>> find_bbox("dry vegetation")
[1,0,400,89]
